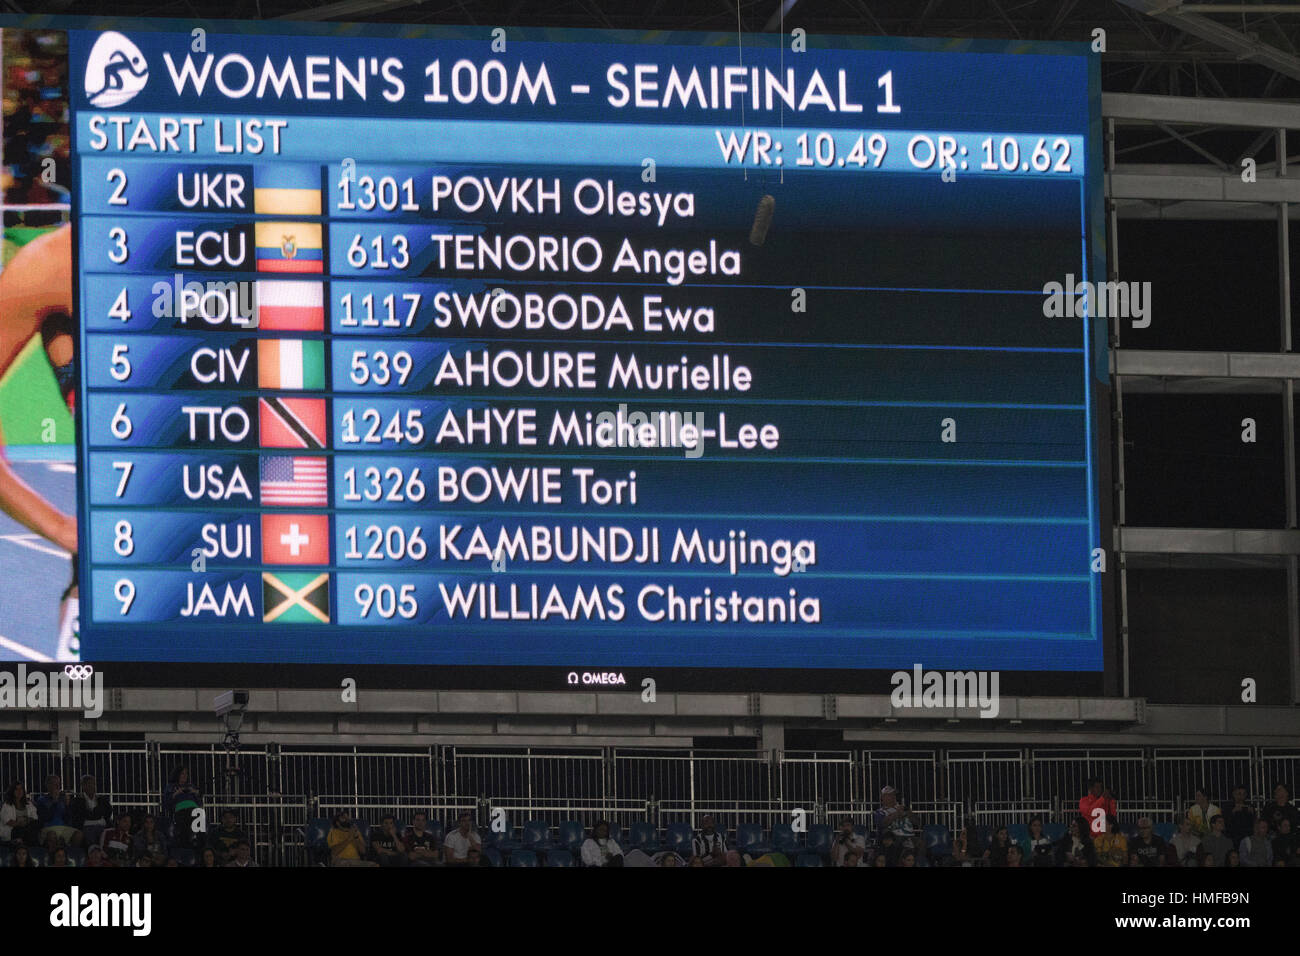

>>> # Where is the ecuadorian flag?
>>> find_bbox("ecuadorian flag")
[255,221,323,273]
[254,165,322,216]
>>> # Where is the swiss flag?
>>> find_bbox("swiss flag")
[261,514,330,565]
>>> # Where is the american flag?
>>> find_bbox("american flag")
[260,456,328,506]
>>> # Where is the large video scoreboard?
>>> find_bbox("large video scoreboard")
[45,19,1109,678]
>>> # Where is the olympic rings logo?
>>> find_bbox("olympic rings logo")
[64,664,94,680]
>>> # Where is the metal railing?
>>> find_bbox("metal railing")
[1,741,1294,860]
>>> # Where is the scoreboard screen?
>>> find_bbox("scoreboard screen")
[0,16,1109,686]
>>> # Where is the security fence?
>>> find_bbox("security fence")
[2,740,1295,863]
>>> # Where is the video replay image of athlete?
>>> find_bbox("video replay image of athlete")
[0,27,78,662]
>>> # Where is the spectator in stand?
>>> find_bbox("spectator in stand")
[953,817,988,866]
[66,775,112,847]
[829,818,866,868]
[1225,849,1241,867]
[1185,786,1221,838]
[1240,818,1274,867]
[1005,845,1024,868]
[839,846,866,867]
[198,847,220,868]
[1224,785,1256,846]
[224,840,258,868]
[1198,849,1216,867]
[10,844,35,867]
[1168,817,1200,867]
[50,847,69,868]
[208,810,246,864]
[403,810,441,866]
[1022,816,1054,867]
[1093,815,1128,867]
[133,813,167,863]
[988,825,1012,867]
[692,813,728,866]
[327,810,375,867]
[1200,815,1233,868]
[872,786,920,856]
[34,774,79,847]
[99,811,135,866]
[871,852,888,867]
[86,846,110,868]
[1079,777,1117,835]
[370,814,408,866]
[0,782,42,845]
[1262,783,1299,835]
[1130,817,1166,867]
[163,766,202,849]
[580,819,624,868]
[442,811,482,866]
[1271,817,1298,866]
[899,849,917,867]
[878,830,900,866]
[951,826,971,865]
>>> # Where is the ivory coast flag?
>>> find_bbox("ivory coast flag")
[256,280,324,332]
[254,165,322,216]
[255,221,323,273]
[258,339,325,390]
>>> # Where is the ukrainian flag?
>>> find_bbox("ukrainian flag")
[255,221,324,273]
[254,165,322,216]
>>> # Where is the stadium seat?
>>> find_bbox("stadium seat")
[1007,823,1030,848]
[976,825,994,848]
[606,822,623,847]
[30,848,48,866]
[806,824,833,857]
[923,823,952,859]
[736,822,772,855]
[557,820,584,852]
[1153,823,1177,844]
[1119,822,1138,841]
[522,818,552,849]
[509,848,540,867]
[771,822,800,855]
[628,820,659,852]
[664,821,695,858]
[1043,822,1066,843]
[795,852,823,867]
[483,827,520,851]
[0,847,10,867]
[170,848,196,867]
[354,820,372,845]
[545,848,574,867]
[305,817,331,865]
[483,847,503,867]
[67,849,86,867]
